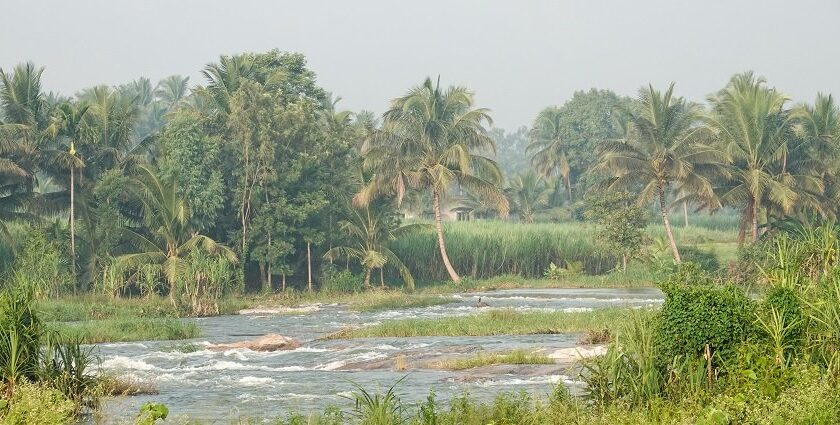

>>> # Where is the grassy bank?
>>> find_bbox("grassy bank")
[432,350,553,370]
[51,317,199,344]
[326,308,641,339]
[37,294,249,322]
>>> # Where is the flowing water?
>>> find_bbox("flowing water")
[96,288,662,422]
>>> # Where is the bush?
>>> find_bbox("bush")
[655,264,755,368]
[680,246,721,272]
[320,268,363,293]
[1,382,75,425]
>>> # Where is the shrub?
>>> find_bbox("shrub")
[320,268,363,294]
[680,246,721,272]
[1,382,75,425]
[655,264,755,368]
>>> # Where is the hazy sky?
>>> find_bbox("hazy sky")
[2,0,839,129]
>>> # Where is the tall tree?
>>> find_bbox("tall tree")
[324,204,425,290]
[597,83,721,262]
[116,165,235,306]
[53,102,90,286]
[505,171,549,223]
[707,72,822,242]
[357,77,508,282]
[528,107,573,201]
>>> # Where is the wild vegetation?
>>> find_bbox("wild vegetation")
[3,48,840,423]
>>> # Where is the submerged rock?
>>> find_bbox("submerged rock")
[209,334,301,352]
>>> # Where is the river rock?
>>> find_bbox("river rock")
[547,345,607,362]
[209,334,300,352]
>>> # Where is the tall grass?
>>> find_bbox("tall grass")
[52,318,199,344]
[433,350,553,370]
[327,308,641,339]
[390,221,617,281]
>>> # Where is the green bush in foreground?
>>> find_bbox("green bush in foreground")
[1,382,75,425]
[655,264,755,368]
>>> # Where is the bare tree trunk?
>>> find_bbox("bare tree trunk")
[683,200,689,228]
[622,253,628,273]
[282,273,286,292]
[267,229,272,291]
[658,184,681,263]
[307,242,313,292]
[380,268,385,289]
[566,174,572,201]
[433,189,460,282]
[70,164,76,294]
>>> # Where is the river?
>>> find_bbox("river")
[95,287,662,422]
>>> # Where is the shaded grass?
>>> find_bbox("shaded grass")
[51,317,199,343]
[326,307,644,339]
[433,350,554,370]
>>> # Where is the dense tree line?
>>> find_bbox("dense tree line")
[1,50,839,297]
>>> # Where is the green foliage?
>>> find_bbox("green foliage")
[0,382,74,425]
[346,379,406,425]
[679,246,721,272]
[7,229,71,297]
[157,110,224,231]
[656,264,755,368]
[135,402,169,425]
[390,221,617,282]
[320,268,363,294]
[54,317,199,344]
[584,191,649,271]
[580,311,661,406]
[543,261,582,279]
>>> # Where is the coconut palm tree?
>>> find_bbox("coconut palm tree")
[116,165,235,306]
[506,171,549,223]
[793,93,840,218]
[527,106,572,201]
[324,204,426,290]
[356,77,508,282]
[155,75,191,109]
[52,103,90,285]
[0,63,51,243]
[596,83,722,263]
[707,72,823,242]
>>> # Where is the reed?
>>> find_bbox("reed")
[326,308,641,339]
[390,221,617,282]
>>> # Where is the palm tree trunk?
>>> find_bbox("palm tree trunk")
[658,184,681,263]
[363,267,372,288]
[380,268,385,289]
[565,174,572,201]
[622,253,628,273]
[282,273,286,292]
[168,277,177,308]
[70,164,76,294]
[433,189,460,282]
[752,195,759,242]
[683,200,689,228]
[307,242,313,292]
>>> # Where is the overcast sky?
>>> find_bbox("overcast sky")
[3,0,839,129]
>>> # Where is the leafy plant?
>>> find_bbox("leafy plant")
[345,378,406,425]
[655,264,755,368]
[135,402,169,425]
